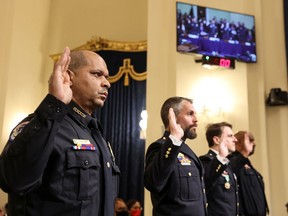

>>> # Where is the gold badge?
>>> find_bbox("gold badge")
[177,153,191,165]
[72,107,86,118]
[224,182,231,189]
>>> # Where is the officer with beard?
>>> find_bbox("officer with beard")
[144,97,207,216]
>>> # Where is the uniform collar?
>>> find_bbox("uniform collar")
[163,130,170,138]
[234,150,251,163]
[68,100,93,128]
[209,148,218,155]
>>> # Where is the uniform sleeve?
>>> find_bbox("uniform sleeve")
[144,138,181,193]
[199,155,227,193]
[0,94,69,194]
[228,153,249,174]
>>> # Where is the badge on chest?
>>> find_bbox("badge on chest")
[222,171,231,190]
[177,153,191,165]
[72,139,96,151]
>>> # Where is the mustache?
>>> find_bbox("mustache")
[99,90,108,96]
[189,123,198,128]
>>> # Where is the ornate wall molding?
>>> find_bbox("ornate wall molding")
[50,36,147,61]
[109,58,147,86]
[50,37,147,85]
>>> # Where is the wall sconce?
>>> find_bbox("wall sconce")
[199,104,225,120]
[192,77,234,122]
[139,110,147,139]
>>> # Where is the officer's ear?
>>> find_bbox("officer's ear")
[67,69,75,86]
[213,136,220,145]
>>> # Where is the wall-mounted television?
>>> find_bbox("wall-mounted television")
[176,2,257,63]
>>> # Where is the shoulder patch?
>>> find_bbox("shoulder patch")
[9,121,30,141]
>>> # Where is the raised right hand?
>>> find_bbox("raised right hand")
[48,47,72,104]
[243,132,254,156]
[218,138,229,158]
[167,108,184,141]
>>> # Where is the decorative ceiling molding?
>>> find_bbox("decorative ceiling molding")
[50,36,147,61]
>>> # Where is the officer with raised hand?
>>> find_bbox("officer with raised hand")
[200,122,239,216]
[0,47,120,216]
[144,96,207,216]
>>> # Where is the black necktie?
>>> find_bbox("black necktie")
[88,118,101,133]
[88,119,113,163]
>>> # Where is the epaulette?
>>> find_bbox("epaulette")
[156,136,167,144]
[200,152,214,161]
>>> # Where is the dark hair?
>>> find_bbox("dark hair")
[205,122,232,147]
[160,97,193,128]
[126,199,140,210]
[115,197,125,203]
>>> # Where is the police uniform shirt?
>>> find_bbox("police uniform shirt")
[0,94,120,216]
[228,151,268,216]
[144,131,208,216]
[200,150,239,216]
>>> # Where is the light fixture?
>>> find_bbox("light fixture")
[139,110,147,139]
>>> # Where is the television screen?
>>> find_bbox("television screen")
[176,2,257,63]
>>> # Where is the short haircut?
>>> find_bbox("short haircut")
[234,131,254,152]
[205,122,232,147]
[160,97,193,128]
[126,199,141,210]
[68,51,90,72]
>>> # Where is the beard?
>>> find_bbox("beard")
[183,126,197,140]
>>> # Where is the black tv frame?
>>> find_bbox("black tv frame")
[176,2,257,63]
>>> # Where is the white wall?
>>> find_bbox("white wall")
[0,0,52,205]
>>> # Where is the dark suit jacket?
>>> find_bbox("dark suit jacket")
[144,131,207,216]
[200,150,239,216]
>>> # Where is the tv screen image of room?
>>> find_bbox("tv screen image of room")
[176,2,256,63]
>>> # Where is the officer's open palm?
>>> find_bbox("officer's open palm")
[48,47,73,104]
[168,108,184,141]
[243,133,254,155]
[218,138,229,158]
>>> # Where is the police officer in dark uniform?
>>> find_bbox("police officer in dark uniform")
[200,122,239,216]
[228,131,269,216]
[0,47,120,216]
[144,97,208,216]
